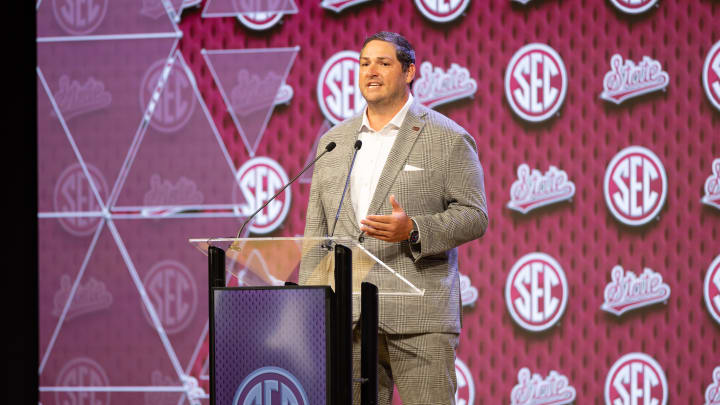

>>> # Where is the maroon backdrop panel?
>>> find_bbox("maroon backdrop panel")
[37,0,719,404]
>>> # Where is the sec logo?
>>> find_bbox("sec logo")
[53,163,107,237]
[505,252,568,332]
[234,157,291,234]
[455,358,475,405]
[55,357,111,405]
[142,260,198,334]
[604,146,667,226]
[317,51,366,125]
[609,0,658,15]
[505,43,567,123]
[233,366,309,405]
[140,57,196,134]
[52,0,108,35]
[702,40,720,112]
[704,254,720,325]
[605,353,667,405]
[414,0,470,23]
[237,13,284,31]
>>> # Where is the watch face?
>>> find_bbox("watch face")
[409,230,420,244]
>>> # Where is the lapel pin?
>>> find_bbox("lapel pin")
[412,126,420,131]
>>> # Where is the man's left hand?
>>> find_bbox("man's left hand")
[360,195,414,242]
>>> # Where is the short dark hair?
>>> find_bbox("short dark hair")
[361,31,416,72]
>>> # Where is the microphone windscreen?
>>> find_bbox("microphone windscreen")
[325,141,337,152]
[354,140,363,150]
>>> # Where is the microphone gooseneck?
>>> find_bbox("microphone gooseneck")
[329,140,362,238]
[235,141,337,239]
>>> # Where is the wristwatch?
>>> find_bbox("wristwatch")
[408,220,420,244]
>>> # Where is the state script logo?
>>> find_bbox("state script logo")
[53,75,112,120]
[510,368,576,405]
[505,43,567,122]
[233,366,309,405]
[702,158,720,210]
[609,0,658,14]
[604,146,667,226]
[605,353,667,405]
[704,254,720,325]
[414,0,470,23]
[505,252,568,332]
[459,273,478,307]
[233,157,291,234]
[412,61,477,109]
[52,274,113,321]
[706,366,720,405]
[600,54,669,104]
[601,265,670,316]
[317,50,365,125]
[704,40,720,112]
[507,164,575,214]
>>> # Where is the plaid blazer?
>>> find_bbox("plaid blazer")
[302,101,488,334]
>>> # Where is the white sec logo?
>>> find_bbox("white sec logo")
[609,0,658,15]
[505,43,567,123]
[505,252,568,332]
[704,254,720,325]
[702,40,720,112]
[237,13,284,31]
[605,353,667,405]
[604,146,667,226]
[414,0,470,23]
[234,157,291,234]
[317,51,366,125]
[455,358,475,405]
[140,57,196,134]
[55,357,111,405]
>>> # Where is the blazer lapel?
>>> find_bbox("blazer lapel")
[365,102,427,217]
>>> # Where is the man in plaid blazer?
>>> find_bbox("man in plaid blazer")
[302,32,488,404]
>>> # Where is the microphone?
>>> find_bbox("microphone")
[235,141,337,238]
[329,140,362,238]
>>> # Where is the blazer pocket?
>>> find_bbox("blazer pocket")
[395,170,444,214]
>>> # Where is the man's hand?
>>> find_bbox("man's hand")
[360,195,414,242]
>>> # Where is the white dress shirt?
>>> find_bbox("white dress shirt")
[351,94,414,227]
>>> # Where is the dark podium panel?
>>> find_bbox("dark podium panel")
[212,286,333,405]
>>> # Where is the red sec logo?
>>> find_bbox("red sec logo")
[604,146,667,226]
[414,0,470,23]
[505,252,568,332]
[605,353,667,405]
[317,51,366,125]
[704,254,720,325]
[234,157,291,234]
[142,260,198,334]
[703,40,720,112]
[505,43,567,123]
[609,0,658,15]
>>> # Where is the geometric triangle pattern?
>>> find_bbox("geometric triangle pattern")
[112,50,243,212]
[202,47,299,157]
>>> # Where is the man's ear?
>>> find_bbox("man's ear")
[405,63,416,85]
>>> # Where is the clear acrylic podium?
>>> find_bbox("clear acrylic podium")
[189,237,423,405]
[189,236,424,296]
